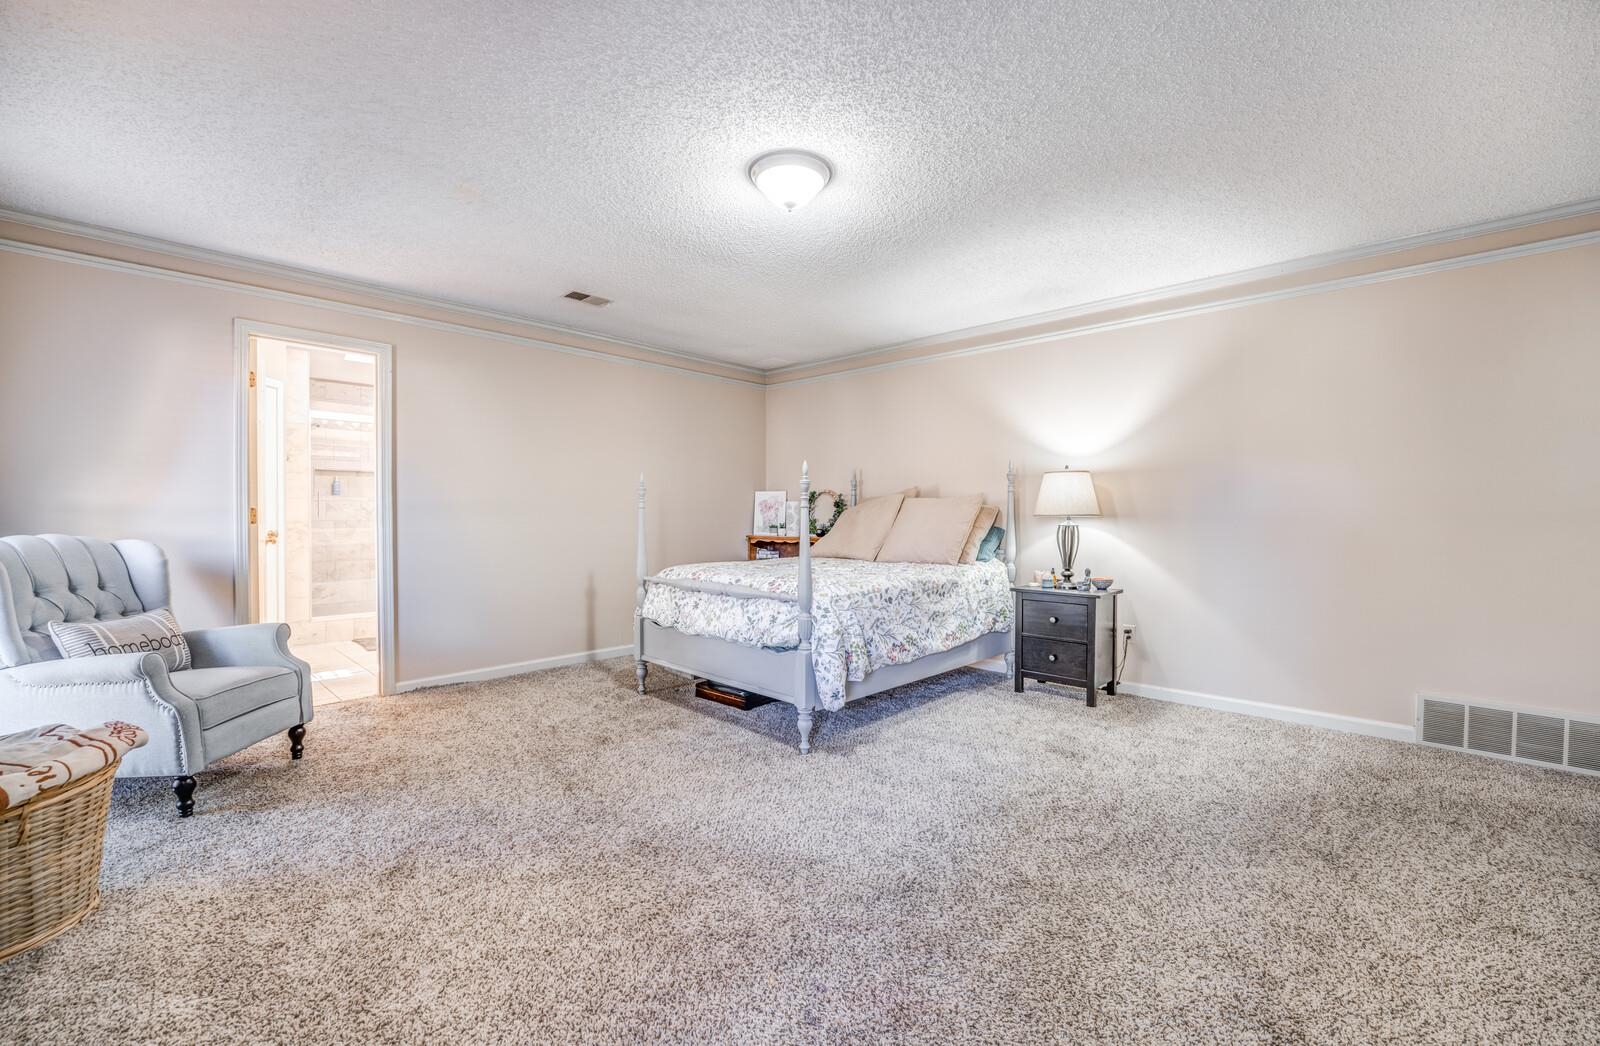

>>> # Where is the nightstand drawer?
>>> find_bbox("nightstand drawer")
[1020,598,1089,641]
[1019,635,1088,682]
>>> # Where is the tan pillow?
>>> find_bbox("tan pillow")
[875,496,984,564]
[811,493,906,560]
[959,505,1000,564]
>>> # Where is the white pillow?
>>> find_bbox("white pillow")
[48,608,191,671]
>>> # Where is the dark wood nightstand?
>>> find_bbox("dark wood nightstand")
[1011,585,1121,706]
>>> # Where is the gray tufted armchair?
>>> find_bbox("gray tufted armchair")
[0,535,312,816]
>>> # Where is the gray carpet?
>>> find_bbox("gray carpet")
[2,660,1596,1044]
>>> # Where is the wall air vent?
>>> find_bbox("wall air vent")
[1466,705,1513,756]
[1569,720,1600,773]
[1416,694,1600,776]
[1420,698,1464,747]
[1515,713,1565,764]
[562,291,612,307]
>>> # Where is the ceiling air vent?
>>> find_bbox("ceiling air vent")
[1416,695,1598,776]
[562,291,612,307]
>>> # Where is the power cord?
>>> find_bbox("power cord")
[1114,629,1133,687]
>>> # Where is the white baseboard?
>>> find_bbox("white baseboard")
[1117,679,1416,742]
[393,649,1415,745]
[394,644,634,693]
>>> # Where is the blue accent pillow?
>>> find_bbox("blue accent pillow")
[976,526,1004,562]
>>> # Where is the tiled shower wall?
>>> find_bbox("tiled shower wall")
[306,370,376,642]
[261,342,377,646]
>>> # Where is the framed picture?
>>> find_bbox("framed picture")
[753,490,787,534]
[783,500,803,537]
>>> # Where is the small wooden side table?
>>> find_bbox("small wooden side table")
[1011,584,1122,706]
[747,534,819,560]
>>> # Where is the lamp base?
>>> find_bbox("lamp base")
[1055,521,1081,582]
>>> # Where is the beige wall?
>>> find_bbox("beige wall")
[0,241,764,686]
[5,217,1594,725]
[767,243,1600,726]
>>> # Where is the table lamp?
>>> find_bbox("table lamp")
[1034,468,1101,582]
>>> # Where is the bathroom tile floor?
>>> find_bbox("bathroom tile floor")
[292,639,381,705]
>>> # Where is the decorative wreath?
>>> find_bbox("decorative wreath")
[808,489,848,535]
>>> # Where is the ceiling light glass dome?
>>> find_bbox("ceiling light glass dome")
[749,151,832,211]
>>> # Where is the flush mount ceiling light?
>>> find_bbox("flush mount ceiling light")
[749,150,832,211]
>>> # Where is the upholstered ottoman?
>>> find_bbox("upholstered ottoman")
[0,721,147,960]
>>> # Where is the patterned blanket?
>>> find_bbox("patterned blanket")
[642,558,1012,710]
[0,721,148,812]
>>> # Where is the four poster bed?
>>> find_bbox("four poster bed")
[633,464,1018,753]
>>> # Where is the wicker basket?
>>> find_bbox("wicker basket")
[0,759,118,961]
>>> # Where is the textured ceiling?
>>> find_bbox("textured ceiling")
[2,1,1598,369]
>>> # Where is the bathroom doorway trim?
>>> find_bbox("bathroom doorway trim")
[232,318,397,697]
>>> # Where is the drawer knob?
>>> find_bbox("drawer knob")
[1048,615,1058,624]
[1047,654,1057,662]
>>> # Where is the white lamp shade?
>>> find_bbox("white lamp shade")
[1034,470,1101,517]
[750,151,832,211]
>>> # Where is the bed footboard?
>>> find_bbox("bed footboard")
[635,463,818,751]
[794,462,814,753]
[635,473,649,694]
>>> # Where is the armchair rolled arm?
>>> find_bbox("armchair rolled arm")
[185,623,298,669]
[185,623,312,724]
[3,650,168,687]
[0,651,201,775]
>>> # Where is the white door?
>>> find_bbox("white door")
[256,377,286,623]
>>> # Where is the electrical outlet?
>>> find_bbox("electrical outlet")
[1121,625,1137,639]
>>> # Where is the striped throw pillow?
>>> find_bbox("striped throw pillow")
[47,608,192,671]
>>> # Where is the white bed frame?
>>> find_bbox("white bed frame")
[634,463,1018,753]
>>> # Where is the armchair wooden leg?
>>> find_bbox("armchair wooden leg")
[173,775,196,818]
[288,724,306,760]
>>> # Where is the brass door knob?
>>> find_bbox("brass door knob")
[265,529,279,545]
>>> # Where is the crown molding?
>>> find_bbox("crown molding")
[0,235,766,389]
[5,196,1597,386]
[765,195,1600,379]
[0,207,766,379]
[765,228,1600,388]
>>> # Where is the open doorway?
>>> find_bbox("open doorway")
[235,321,394,705]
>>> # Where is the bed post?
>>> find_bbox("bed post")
[850,469,858,507]
[1005,461,1018,585]
[1004,461,1018,676]
[635,473,649,694]
[795,461,815,754]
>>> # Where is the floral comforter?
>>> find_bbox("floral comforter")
[642,558,1012,710]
